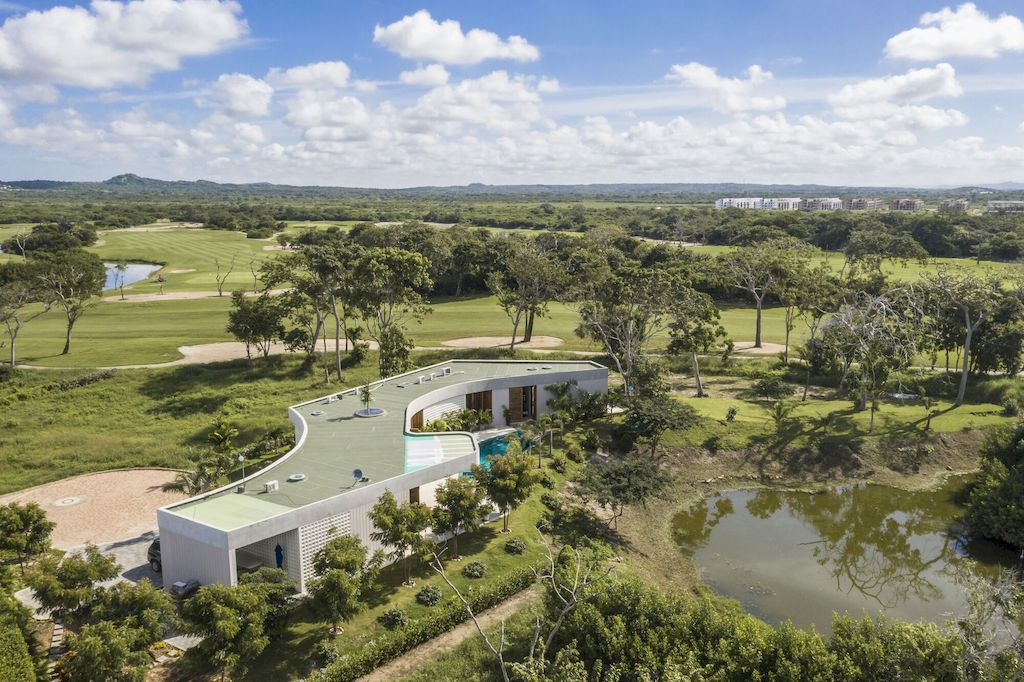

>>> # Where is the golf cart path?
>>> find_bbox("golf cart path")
[358,586,542,682]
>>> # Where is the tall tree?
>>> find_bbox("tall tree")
[472,451,538,533]
[0,261,49,367]
[260,251,333,367]
[352,247,432,377]
[368,490,432,585]
[34,250,105,355]
[487,237,559,350]
[667,290,726,397]
[573,262,683,402]
[718,239,806,348]
[623,398,700,457]
[432,476,489,559]
[306,536,382,633]
[924,269,1005,406]
[226,290,285,359]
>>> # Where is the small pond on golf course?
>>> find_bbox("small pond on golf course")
[103,262,161,291]
[673,476,1021,633]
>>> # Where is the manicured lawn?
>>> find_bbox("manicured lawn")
[690,245,1022,281]
[89,228,276,294]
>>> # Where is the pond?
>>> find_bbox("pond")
[103,262,161,291]
[672,477,1020,632]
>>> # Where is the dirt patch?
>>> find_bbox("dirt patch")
[732,341,787,356]
[441,335,564,349]
[102,288,288,303]
[263,244,290,251]
[359,587,542,681]
[0,470,186,549]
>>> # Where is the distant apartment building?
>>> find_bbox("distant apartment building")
[939,198,970,213]
[847,198,883,211]
[988,201,1024,214]
[890,198,924,212]
[714,197,802,210]
[802,197,844,211]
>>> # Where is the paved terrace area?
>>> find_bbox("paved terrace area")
[166,360,601,530]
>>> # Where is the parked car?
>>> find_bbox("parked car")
[147,538,161,572]
[170,579,200,600]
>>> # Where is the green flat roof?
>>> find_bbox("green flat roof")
[169,360,603,530]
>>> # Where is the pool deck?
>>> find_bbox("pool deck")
[166,360,604,530]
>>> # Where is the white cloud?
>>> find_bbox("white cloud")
[886,3,1024,60]
[404,70,547,134]
[829,64,962,106]
[666,62,786,112]
[268,61,350,89]
[283,89,370,131]
[832,102,967,129]
[537,77,560,93]
[373,10,539,65]
[399,64,449,87]
[0,0,247,88]
[353,80,378,92]
[201,73,273,116]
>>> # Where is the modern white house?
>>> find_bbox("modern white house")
[156,359,608,593]
[714,197,801,210]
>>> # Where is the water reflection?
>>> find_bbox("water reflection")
[103,262,161,291]
[673,478,1018,631]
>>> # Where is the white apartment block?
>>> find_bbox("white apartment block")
[987,201,1024,213]
[714,197,802,210]
[802,197,844,211]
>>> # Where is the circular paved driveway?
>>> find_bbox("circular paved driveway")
[0,469,187,550]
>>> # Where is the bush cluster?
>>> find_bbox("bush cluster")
[316,566,536,680]
[504,538,526,555]
[415,585,442,607]
[549,455,567,474]
[377,608,408,630]
[461,561,486,579]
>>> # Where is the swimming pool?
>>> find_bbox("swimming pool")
[476,431,530,468]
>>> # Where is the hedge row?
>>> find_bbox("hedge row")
[0,625,34,682]
[316,565,537,681]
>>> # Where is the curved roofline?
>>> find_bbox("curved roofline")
[163,358,606,518]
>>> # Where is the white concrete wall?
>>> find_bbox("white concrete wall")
[422,396,465,423]
[157,525,233,589]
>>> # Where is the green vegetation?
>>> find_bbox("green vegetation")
[967,424,1024,548]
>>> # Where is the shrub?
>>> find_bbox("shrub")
[415,585,442,607]
[461,561,486,579]
[313,637,339,667]
[549,455,567,474]
[565,443,585,463]
[377,608,408,629]
[752,374,794,400]
[582,429,601,451]
[725,406,738,422]
[540,492,561,510]
[504,538,526,555]
[539,473,555,489]
[319,567,536,680]
[246,227,275,239]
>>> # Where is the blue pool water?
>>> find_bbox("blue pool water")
[476,431,530,469]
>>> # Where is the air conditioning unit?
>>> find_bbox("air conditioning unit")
[264,480,279,493]
[443,367,452,376]
[417,376,425,384]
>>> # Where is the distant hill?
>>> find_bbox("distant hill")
[1,174,1021,201]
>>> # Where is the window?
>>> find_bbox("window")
[466,390,492,413]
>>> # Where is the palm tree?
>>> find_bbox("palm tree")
[161,461,218,495]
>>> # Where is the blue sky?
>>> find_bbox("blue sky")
[1,0,1024,186]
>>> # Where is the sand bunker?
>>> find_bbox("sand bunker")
[732,341,787,356]
[441,335,564,349]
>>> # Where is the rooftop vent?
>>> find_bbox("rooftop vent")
[264,480,279,493]
[443,367,452,376]
[287,473,306,482]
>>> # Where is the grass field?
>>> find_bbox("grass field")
[689,245,1023,281]
[89,228,276,294]
[10,294,793,367]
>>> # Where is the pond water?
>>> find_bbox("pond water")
[673,477,1020,632]
[103,262,161,291]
